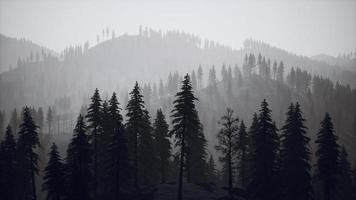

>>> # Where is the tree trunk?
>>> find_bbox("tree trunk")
[177,127,186,200]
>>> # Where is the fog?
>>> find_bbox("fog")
[1,0,355,56]
[0,1,356,200]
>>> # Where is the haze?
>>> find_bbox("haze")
[1,0,355,57]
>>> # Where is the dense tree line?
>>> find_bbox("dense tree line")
[1,73,356,200]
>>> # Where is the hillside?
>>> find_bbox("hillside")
[0,34,53,73]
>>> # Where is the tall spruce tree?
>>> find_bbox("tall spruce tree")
[42,143,65,200]
[106,92,129,199]
[86,88,102,200]
[126,82,145,187]
[337,146,353,200]
[66,115,92,200]
[171,74,207,200]
[280,103,311,200]
[246,113,258,183]
[0,125,17,200]
[153,109,171,184]
[236,120,248,188]
[215,108,239,198]
[138,110,158,185]
[315,113,339,200]
[248,99,279,200]
[16,107,40,200]
[10,108,19,136]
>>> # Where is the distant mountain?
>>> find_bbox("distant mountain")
[0,30,355,112]
[0,34,54,73]
[311,53,356,72]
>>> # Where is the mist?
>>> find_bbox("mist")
[0,1,356,200]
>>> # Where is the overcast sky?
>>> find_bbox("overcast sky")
[1,0,355,57]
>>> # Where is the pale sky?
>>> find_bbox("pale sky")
[0,0,355,57]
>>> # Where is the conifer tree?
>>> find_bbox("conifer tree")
[126,82,145,187]
[315,113,339,200]
[10,108,19,135]
[171,74,207,200]
[47,107,53,135]
[42,143,65,200]
[236,120,248,188]
[337,146,353,200]
[0,111,4,139]
[138,110,158,185]
[16,107,40,200]
[206,155,217,184]
[66,115,92,200]
[215,108,239,198]
[153,109,171,184]
[280,103,311,200]
[106,92,129,199]
[246,113,258,182]
[248,99,279,200]
[0,126,17,200]
[86,88,102,199]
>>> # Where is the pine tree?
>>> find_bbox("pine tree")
[138,110,158,185]
[236,120,248,188]
[337,146,353,200]
[0,111,4,139]
[85,88,102,200]
[280,103,311,200]
[66,115,92,200]
[246,113,258,182]
[248,99,279,200]
[16,107,40,200]
[42,143,65,200]
[105,92,129,199]
[206,155,217,184]
[0,126,17,200]
[126,82,145,187]
[153,109,171,184]
[47,107,53,135]
[215,108,239,198]
[315,113,339,200]
[9,108,19,136]
[171,74,207,200]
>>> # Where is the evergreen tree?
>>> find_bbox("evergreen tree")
[0,111,4,139]
[0,126,17,200]
[126,82,145,187]
[16,107,40,200]
[42,143,65,200]
[85,88,102,200]
[236,120,248,188]
[248,99,279,200]
[336,146,353,200]
[105,92,129,199]
[315,113,339,200]
[10,108,19,136]
[138,110,158,185]
[66,115,92,200]
[206,155,217,184]
[47,107,53,135]
[171,74,207,200]
[197,65,203,89]
[153,109,171,184]
[215,108,239,198]
[280,103,311,200]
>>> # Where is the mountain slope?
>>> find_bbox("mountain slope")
[0,34,53,73]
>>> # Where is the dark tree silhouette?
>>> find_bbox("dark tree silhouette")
[171,74,207,200]
[248,99,279,200]
[16,107,40,200]
[337,146,353,200]
[0,126,17,200]
[66,115,92,200]
[47,107,53,135]
[280,103,311,200]
[315,113,339,200]
[236,120,248,188]
[42,142,65,200]
[153,109,171,184]
[215,108,239,198]
[105,92,129,199]
[126,82,145,187]
[9,108,19,135]
[85,88,102,200]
